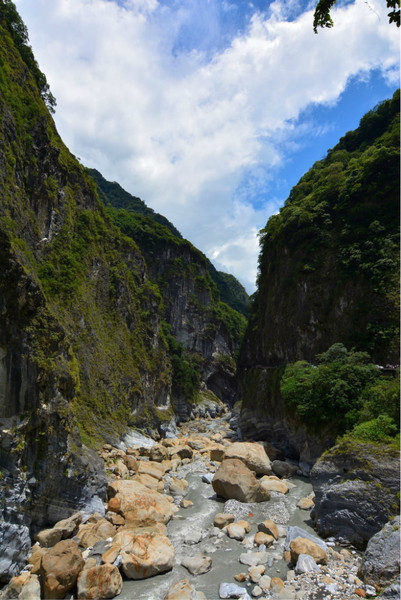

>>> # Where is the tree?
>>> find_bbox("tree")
[313,0,400,32]
[0,0,56,112]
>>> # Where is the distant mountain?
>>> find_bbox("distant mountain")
[87,167,182,238]
[89,168,250,318]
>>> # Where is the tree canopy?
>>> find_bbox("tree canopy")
[313,0,400,32]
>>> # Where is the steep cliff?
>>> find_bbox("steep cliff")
[99,201,247,414]
[238,91,400,462]
[0,2,173,576]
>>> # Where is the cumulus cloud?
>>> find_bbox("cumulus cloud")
[15,0,400,291]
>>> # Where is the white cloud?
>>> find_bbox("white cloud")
[15,0,400,292]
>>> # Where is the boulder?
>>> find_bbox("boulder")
[0,522,31,584]
[133,473,164,492]
[223,442,272,475]
[19,574,41,600]
[35,512,83,548]
[77,518,116,548]
[258,575,271,591]
[77,564,123,599]
[239,552,269,567]
[137,461,165,480]
[169,478,189,497]
[295,553,320,574]
[284,526,327,553]
[28,547,47,575]
[40,539,84,599]
[257,519,279,540]
[271,460,298,478]
[209,445,225,462]
[107,479,174,526]
[219,582,252,599]
[297,496,314,510]
[168,446,193,460]
[290,537,327,565]
[254,532,274,547]
[149,444,169,462]
[310,441,400,548]
[120,532,174,579]
[226,523,247,541]
[259,477,289,494]
[248,565,265,583]
[181,554,212,575]
[214,513,235,529]
[360,516,400,590]
[124,455,138,471]
[212,459,269,503]
[164,579,206,600]
[113,460,129,478]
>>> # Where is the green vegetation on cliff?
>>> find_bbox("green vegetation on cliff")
[281,343,400,441]
[253,90,399,363]
[0,5,171,448]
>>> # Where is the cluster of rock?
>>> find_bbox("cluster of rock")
[1,413,399,600]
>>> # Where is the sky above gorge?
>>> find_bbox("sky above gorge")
[15,0,399,292]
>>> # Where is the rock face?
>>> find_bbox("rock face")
[237,92,400,462]
[310,441,400,548]
[212,459,270,503]
[360,516,400,590]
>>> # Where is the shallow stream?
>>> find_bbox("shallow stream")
[119,417,316,600]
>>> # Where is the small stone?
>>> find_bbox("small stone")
[355,589,366,598]
[271,577,285,592]
[248,565,265,583]
[185,528,203,545]
[295,554,320,574]
[239,551,269,566]
[365,585,377,597]
[258,575,271,591]
[181,499,193,508]
[254,532,274,547]
[234,573,248,582]
[219,582,251,599]
[202,473,214,484]
[296,496,314,510]
[181,554,212,576]
[226,523,246,541]
[287,570,295,582]
[251,585,263,597]
[214,513,235,528]
[257,519,279,540]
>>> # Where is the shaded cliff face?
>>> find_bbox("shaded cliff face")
[238,92,400,461]
[0,3,171,567]
[102,208,247,410]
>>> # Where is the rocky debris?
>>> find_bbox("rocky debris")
[0,518,31,584]
[107,479,175,525]
[290,537,327,565]
[40,539,84,599]
[181,553,212,575]
[120,532,174,579]
[77,564,123,599]
[212,459,270,503]
[0,572,41,600]
[310,441,400,548]
[378,574,400,599]
[164,579,206,599]
[223,442,272,475]
[360,516,400,590]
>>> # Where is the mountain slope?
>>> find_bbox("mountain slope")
[238,91,400,462]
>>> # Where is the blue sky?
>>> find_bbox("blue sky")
[15,0,399,292]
